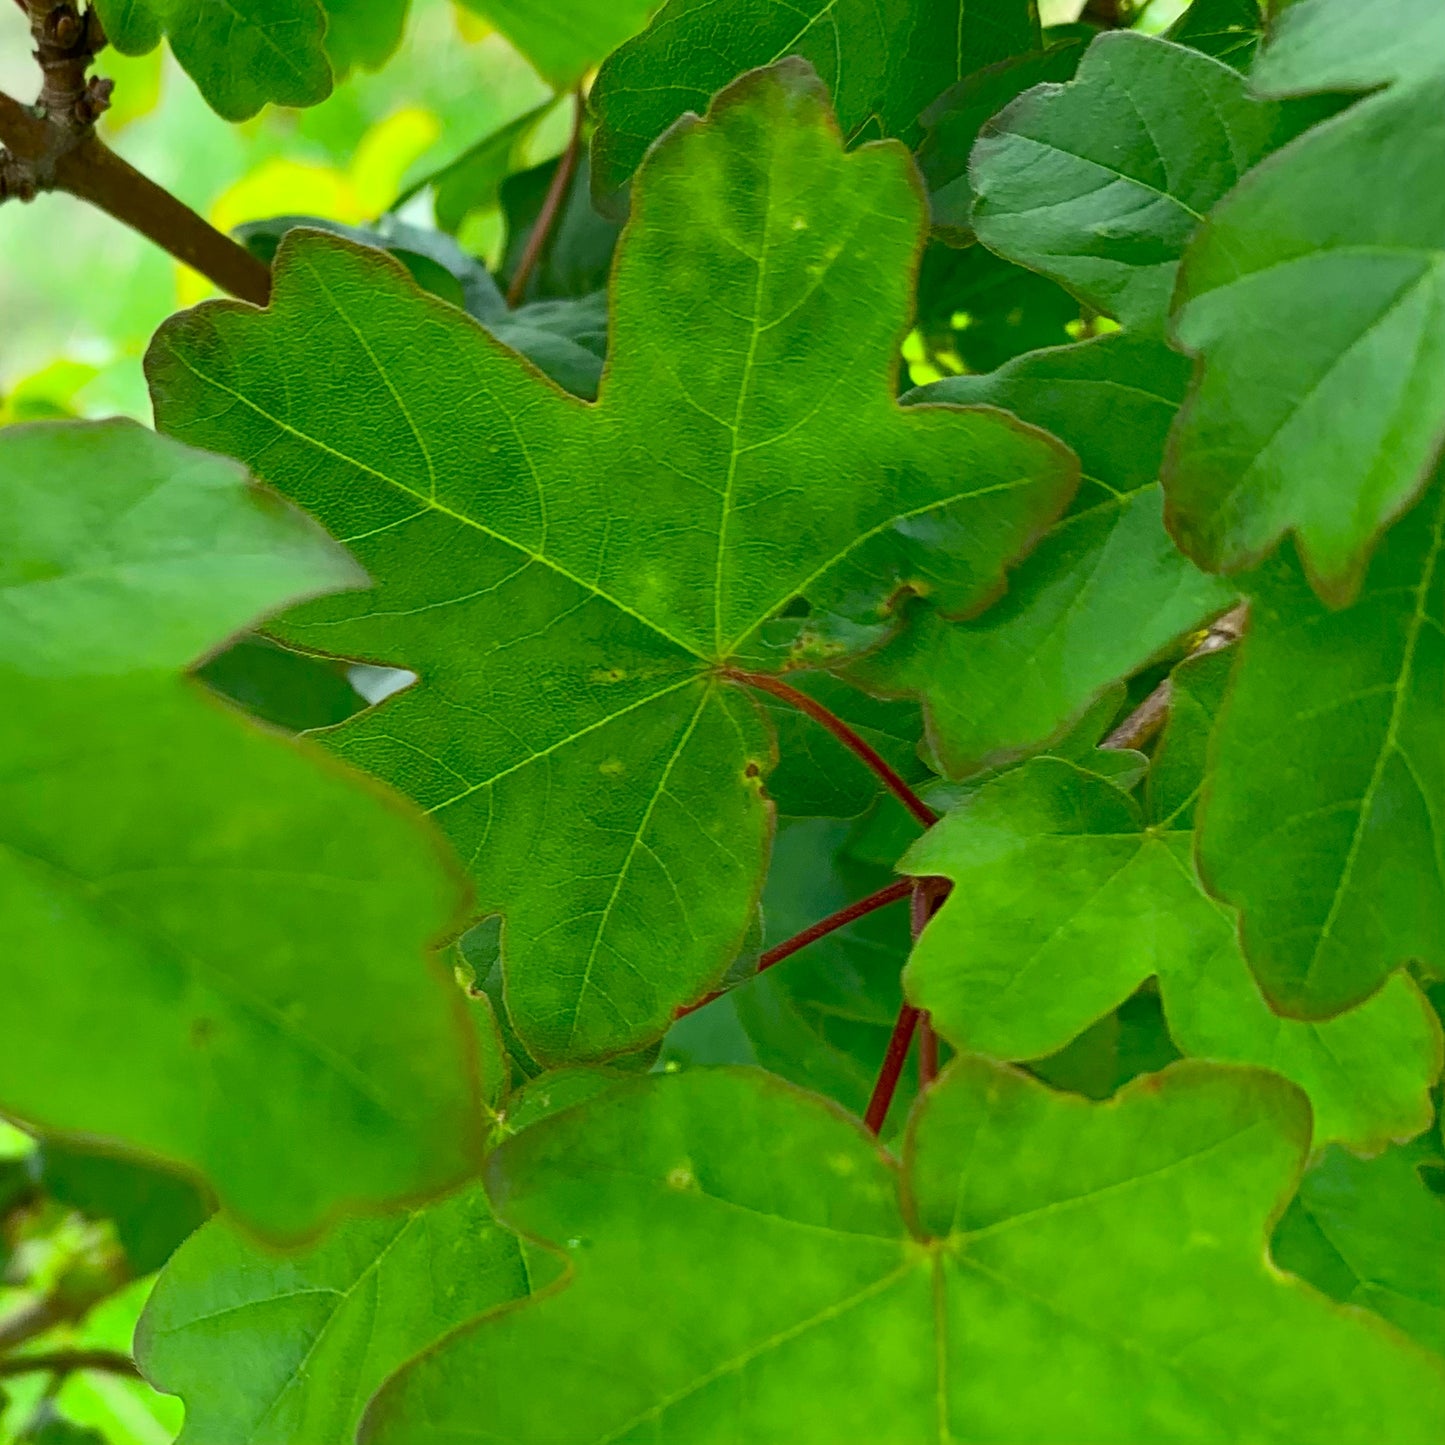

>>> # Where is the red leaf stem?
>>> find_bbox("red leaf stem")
[506,87,584,308]
[863,1003,920,1134]
[725,669,938,827]
[917,1017,939,1087]
[673,877,913,1019]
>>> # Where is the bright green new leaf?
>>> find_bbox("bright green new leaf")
[362,1063,1445,1443]
[145,62,1074,1067]
[855,333,1235,775]
[1165,78,1445,601]
[1196,474,1445,1018]
[900,650,1442,1151]
[0,420,482,1238]
[138,1183,547,1444]
[971,31,1286,332]
[1166,0,1263,70]
[1274,1139,1445,1358]
[590,0,1038,202]
[94,0,333,121]
[1251,0,1445,95]
[459,0,657,88]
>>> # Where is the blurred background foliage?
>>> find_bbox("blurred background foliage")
[0,0,570,422]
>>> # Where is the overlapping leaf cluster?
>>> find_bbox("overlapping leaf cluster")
[5,0,1445,1441]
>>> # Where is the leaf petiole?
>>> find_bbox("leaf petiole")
[674,877,913,1018]
[725,669,938,826]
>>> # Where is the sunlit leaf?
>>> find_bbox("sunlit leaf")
[1195,473,1445,1017]
[0,420,482,1237]
[901,649,1442,1151]
[362,1063,1445,1443]
[1165,78,1445,600]
[145,61,1074,1067]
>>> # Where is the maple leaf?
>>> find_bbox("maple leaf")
[146,60,1074,1065]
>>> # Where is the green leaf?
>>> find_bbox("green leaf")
[914,241,1082,375]
[0,420,482,1238]
[856,333,1235,775]
[756,676,926,818]
[14,1414,107,1445]
[458,0,657,88]
[1164,77,1445,600]
[236,217,609,397]
[362,1063,1445,1443]
[1166,0,1263,70]
[93,0,333,121]
[37,1143,211,1276]
[319,0,409,76]
[1273,1139,1445,1358]
[1196,473,1445,1018]
[1030,986,1182,1100]
[590,0,1039,202]
[900,650,1443,1151]
[145,61,1074,1067]
[972,31,1286,333]
[138,1184,547,1444]
[499,152,622,303]
[1251,0,1445,95]
[393,101,557,236]
[919,40,1086,245]
[197,634,363,733]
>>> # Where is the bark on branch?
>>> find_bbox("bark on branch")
[0,2,272,305]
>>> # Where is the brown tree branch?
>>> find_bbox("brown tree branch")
[0,4,272,305]
[1101,602,1249,753]
[0,1294,68,1352]
[0,1348,141,1380]
[864,1003,920,1134]
[910,879,948,1088]
[55,137,272,304]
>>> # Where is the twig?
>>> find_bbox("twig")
[1101,602,1249,753]
[674,877,913,1018]
[0,5,271,305]
[727,670,938,827]
[910,880,948,1088]
[0,1294,67,1352]
[56,137,272,304]
[506,87,584,308]
[0,1349,141,1380]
